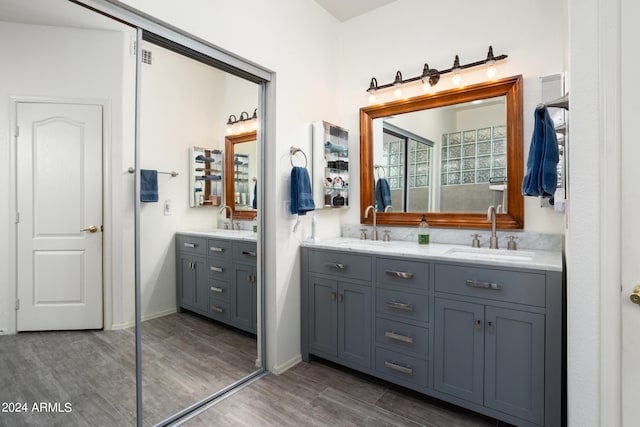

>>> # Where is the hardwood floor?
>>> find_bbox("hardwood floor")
[2,314,512,427]
[182,359,514,427]
[0,311,257,427]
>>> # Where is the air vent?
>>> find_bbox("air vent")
[141,49,153,65]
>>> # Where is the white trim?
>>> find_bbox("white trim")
[110,307,177,330]
[598,0,622,425]
[8,96,111,334]
[270,354,302,375]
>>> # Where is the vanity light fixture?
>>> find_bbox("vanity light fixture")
[226,108,258,135]
[365,45,507,101]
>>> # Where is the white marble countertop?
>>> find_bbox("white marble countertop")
[302,237,562,272]
[177,229,257,242]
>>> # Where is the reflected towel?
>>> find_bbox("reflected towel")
[290,167,315,215]
[252,181,257,209]
[375,178,392,212]
[140,169,158,202]
[522,106,559,198]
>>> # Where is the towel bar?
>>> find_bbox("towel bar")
[128,167,178,177]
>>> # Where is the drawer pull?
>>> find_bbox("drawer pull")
[385,331,414,344]
[210,247,224,252]
[465,279,502,290]
[210,266,223,273]
[242,251,257,257]
[211,305,225,313]
[183,242,197,248]
[385,270,414,280]
[384,361,413,376]
[325,262,346,270]
[385,301,414,312]
[210,286,224,293]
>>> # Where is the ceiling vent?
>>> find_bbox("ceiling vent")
[141,49,152,65]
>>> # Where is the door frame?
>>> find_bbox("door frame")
[8,96,112,335]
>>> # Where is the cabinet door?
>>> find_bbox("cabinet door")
[193,256,209,312]
[308,275,338,356]
[338,281,372,369]
[484,306,545,425]
[231,263,256,333]
[434,298,484,405]
[177,254,195,308]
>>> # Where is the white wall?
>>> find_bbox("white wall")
[0,22,136,332]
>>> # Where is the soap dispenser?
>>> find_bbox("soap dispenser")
[418,214,430,245]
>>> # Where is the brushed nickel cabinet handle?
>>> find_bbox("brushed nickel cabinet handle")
[210,286,224,293]
[385,270,414,280]
[210,266,223,273]
[183,242,197,248]
[384,331,414,344]
[384,361,413,375]
[211,306,224,313]
[325,262,346,270]
[475,319,482,331]
[487,321,494,333]
[242,251,257,257]
[330,292,336,301]
[385,301,414,312]
[210,247,224,252]
[465,279,502,290]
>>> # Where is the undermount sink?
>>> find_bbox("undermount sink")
[445,247,535,262]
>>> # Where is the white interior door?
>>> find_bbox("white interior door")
[16,102,103,331]
[621,0,640,423]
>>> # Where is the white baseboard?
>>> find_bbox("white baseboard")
[109,308,177,330]
[270,354,302,375]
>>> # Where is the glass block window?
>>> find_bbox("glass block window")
[382,133,404,190]
[441,125,506,186]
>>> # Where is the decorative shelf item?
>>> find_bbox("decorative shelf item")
[312,121,349,209]
[190,146,223,207]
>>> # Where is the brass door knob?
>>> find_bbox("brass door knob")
[81,225,98,233]
[631,285,640,305]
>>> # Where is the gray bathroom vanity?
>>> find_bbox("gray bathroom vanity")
[300,239,563,427]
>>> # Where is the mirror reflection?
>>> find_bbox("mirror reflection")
[373,96,506,213]
[140,40,260,425]
[360,76,524,229]
[225,132,258,218]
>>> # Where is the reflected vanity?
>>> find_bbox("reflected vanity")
[360,75,523,229]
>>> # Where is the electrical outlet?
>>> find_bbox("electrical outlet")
[164,199,172,216]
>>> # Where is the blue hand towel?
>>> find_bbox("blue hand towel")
[522,106,559,198]
[140,169,158,202]
[290,167,315,215]
[375,178,392,212]
[252,181,257,209]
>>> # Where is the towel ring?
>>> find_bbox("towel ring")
[289,147,308,168]
[374,164,386,179]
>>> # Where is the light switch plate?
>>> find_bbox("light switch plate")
[164,199,172,216]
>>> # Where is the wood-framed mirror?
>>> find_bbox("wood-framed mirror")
[360,75,523,229]
[225,130,258,220]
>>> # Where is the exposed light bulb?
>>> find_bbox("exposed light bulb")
[252,121,258,130]
[227,125,233,134]
[452,71,461,86]
[368,92,376,103]
[422,79,431,92]
[486,63,497,78]
[239,124,245,132]
[393,71,403,98]
[394,87,402,98]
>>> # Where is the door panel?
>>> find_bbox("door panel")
[338,281,371,368]
[308,275,338,356]
[17,102,103,331]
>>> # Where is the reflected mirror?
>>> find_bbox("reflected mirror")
[225,131,258,219]
[361,75,523,229]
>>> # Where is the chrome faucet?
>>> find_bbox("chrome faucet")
[364,205,378,241]
[219,205,233,230]
[487,205,498,249]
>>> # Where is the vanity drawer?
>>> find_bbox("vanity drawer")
[176,235,207,256]
[307,250,372,281]
[208,278,230,302]
[376,347,428,388]
[208,260,232,281]
[208,239,233,260]
[208,298,230,322]
[376,317,428,358]
[233,242,258,262]
[376,258,429,291]
[376,288,429,323]
[435,264,545,307]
